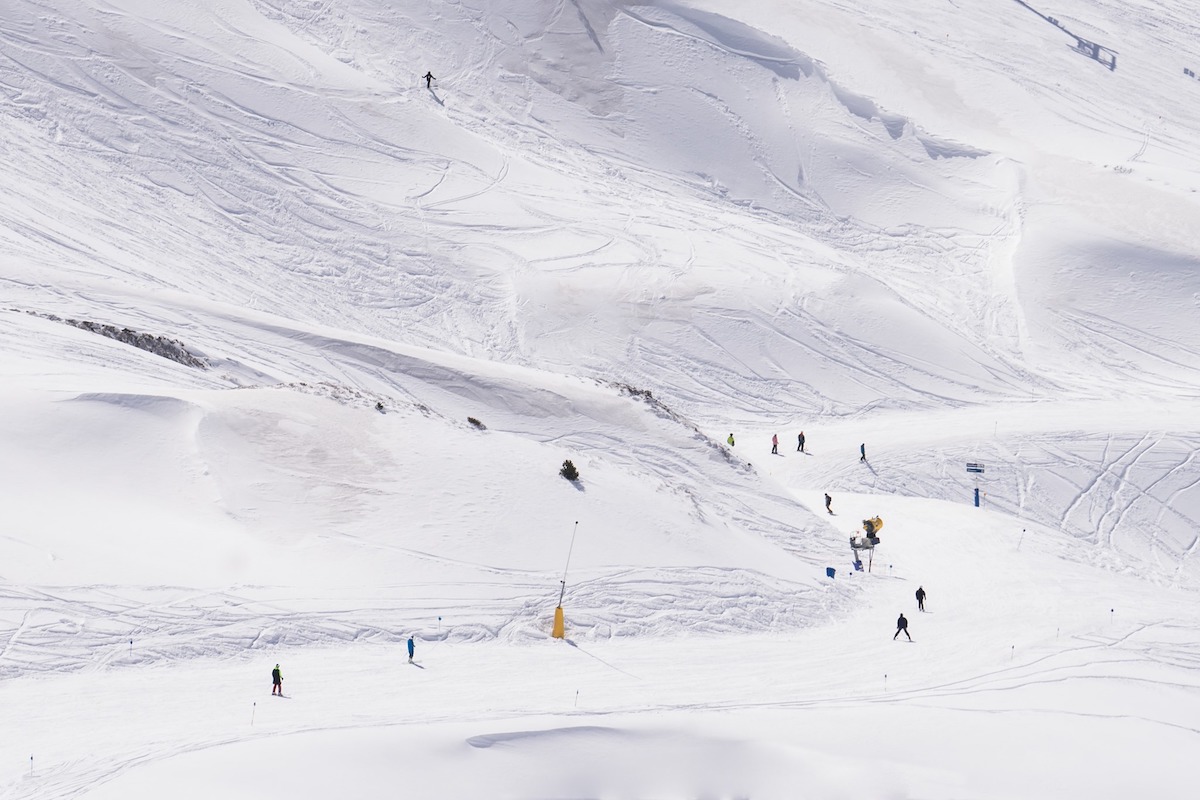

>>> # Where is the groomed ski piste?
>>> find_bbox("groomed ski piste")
[2,0,1199,797]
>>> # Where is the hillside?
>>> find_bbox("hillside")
[1,1,1199,797]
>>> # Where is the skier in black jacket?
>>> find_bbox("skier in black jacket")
[916,586,926,612]
[893,613,911,641]
[423,71,435,88]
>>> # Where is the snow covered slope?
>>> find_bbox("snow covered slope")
[4,0,1197,578]
[1,0,1199,797]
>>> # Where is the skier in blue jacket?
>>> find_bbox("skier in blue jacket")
[407,636,415,663]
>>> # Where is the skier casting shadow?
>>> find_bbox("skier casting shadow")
[916,586,926,612]
[271,663,283,696]
[893,613,912,641]
[422,71,444,105]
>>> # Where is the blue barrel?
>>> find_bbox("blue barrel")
[825,567,836,579]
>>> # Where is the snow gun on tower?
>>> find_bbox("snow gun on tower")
[849,516,883,572]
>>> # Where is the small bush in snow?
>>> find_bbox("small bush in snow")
[559,459,580,481]
[467,416,486,429]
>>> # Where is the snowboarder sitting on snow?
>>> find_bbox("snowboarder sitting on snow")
[271,663,283,695]
[893,613,911,641]
[423,71,435,88]
[916,586,926,612]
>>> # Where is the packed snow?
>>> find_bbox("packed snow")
[1,0,1199,797]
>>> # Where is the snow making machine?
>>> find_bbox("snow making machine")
[849,516,883,571]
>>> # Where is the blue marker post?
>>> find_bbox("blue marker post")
[967,462,985,507]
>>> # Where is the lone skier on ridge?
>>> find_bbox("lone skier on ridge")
[423,71,435,89]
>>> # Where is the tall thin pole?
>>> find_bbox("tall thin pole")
[560,521,579,598]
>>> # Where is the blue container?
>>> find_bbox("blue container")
[825,567,836,579]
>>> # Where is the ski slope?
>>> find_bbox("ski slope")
[1,0,1199,797]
